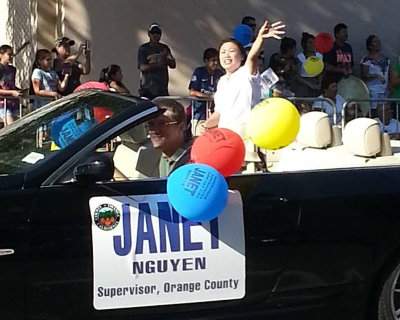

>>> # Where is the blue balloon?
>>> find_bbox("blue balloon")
[51,108,95,148]
[167,164,228,222]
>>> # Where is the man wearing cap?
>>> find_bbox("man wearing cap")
[53,37,91,95]
[137,23,176,99]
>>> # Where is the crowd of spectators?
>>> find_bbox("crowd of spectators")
[1,17,400,135]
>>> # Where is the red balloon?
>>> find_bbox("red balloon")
[93,107,113,123]
[74,81,109,92]
[315,32,334,54]
[190,128,245,177]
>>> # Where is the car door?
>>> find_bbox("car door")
[25,108,301,319]
[272,168,400,313]
[0,178,34,320]
[27,170,301,320]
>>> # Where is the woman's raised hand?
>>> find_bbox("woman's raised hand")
[258,20,286,40]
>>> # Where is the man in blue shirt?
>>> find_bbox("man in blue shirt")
[188,48,224,135]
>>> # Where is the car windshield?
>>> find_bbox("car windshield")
[0,91,140,175]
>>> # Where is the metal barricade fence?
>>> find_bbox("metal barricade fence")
[342,98,400,130]
[0,95,55,127]
[155,95,339,129]
[153,95,214,136]
[287,96,338,125]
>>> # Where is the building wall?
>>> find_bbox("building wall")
[49,0,400,95]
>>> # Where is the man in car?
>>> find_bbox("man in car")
[147,98,192,177]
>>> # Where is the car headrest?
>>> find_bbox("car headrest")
[119,124,148,146]
[296,111,332,148]
[343,118,381,157]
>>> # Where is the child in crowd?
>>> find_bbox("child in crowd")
[0,45,21,125]
[99,64,130,94]
[31,49,69,109]
[204,20,285,137]
[296,32,322,97]
[188,48,224,135]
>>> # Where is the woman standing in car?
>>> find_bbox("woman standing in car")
[204,20,285,137]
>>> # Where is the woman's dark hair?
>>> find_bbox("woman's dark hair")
[0,45,12,54]
[366,34,378,51]
[203,48,218,62]
[280,37,297,54]
[301,32,315,51]
[33,49,51,69]
[99,64,121,84]
[218,38,247,65]
[30,49,52,95]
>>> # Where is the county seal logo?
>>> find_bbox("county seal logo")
[94,204,121,231]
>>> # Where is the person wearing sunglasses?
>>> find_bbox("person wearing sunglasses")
[147,98,192,177]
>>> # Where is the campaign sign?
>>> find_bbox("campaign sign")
[89,191,245,310]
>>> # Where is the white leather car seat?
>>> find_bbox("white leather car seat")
[113,124,161,179]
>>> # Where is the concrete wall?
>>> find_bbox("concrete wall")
[59,0,400,96]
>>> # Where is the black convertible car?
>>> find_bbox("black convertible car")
[1,90,400,320]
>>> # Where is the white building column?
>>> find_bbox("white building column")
[0,0,36,88]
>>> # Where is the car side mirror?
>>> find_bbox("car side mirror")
[74,156,114,184]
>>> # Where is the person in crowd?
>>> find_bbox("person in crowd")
[53,37,91,95]
[99,64,130,94]
[375,102,400,139]
[390,58,400,99]
[360,35,390,111]
[344,102,362,123]
[188,48,224,136]
[0,45,21,125]
[269,37,299,95]
[31,49,69,108]
[296,32,322,97]
[147,98,191,177]
[137,23,176,99]
[204,20,286,136]
[241,16,257,40]
[324,23,354,82]
[312,75,345,124]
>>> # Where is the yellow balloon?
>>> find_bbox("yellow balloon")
[247,98,300,150]
[50,141,60,151]
[303,56,324,77]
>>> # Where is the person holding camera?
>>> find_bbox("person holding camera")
[137,23,176,99]
[53,37,91,95]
